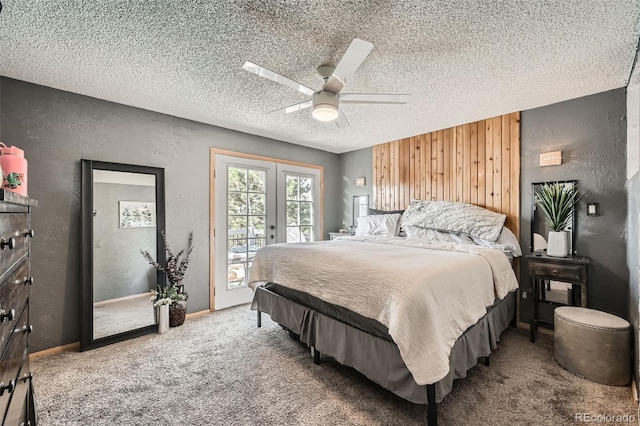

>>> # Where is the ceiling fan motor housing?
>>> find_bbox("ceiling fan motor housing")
[312,91,339,121]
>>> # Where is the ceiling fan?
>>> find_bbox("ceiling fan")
[242,38,410,127]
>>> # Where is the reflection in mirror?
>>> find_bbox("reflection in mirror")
[92,170,157,339]
[353,195,369,227]
[81,160,165,351]
[531,180,576,255]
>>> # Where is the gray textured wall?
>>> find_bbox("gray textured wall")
[1,77,341,352]
[93,183,156,303]
[519,89,628,322]
[339,147,373,231]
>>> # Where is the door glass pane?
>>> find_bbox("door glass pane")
[227,165,267,290]
[229,168,246,191]
[228,192,247,215]
[299,177,313,201]
[285,173,315,243]
[286,201,299,226]
[300,226,313,242]
[248,170,265,192]
[286,176,298,199]
[286,226,305,242]
[300,202,312,225]
[228,215,247,231]
[248,193,265,215]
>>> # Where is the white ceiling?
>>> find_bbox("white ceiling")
[1,1,639,154]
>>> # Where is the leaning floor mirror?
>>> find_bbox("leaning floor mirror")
[81,160,166,351]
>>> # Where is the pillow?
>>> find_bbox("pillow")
[401,200,506,242]
[406,225,522,257]
[368,208,405,215]
[369,208,406,236]
[405,226,474,244]
[355,213,401,237]
[471,227,522,257]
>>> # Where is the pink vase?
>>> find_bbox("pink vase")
[0,143,28,196]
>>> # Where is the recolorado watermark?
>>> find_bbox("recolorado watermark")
[575,413,636,423]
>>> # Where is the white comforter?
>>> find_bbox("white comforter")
[248,236,519,385]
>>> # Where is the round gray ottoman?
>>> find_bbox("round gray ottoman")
[554,307,630,386]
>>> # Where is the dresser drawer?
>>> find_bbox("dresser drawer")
[0,261,30,351]
[0,305,28,420]
[529,262,583,282]
[0,213,29,277]
[3,354,30,426]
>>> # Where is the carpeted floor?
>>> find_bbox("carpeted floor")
[32,305,637,425]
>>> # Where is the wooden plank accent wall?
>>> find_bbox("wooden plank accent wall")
[372,112,520,237]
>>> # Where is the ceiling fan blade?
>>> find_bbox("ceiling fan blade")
[243,61,315,96]
[267,100,313,115]
[334,110,350,128]
[340,93,410,104]
[323,38,374,93]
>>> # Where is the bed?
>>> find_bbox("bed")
[248,200,521,425]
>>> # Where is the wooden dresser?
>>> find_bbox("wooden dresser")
[0,190,37,425]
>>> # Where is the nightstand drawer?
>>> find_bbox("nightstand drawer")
[529,262,582,281]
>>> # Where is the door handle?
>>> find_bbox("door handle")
[269,225,276,230]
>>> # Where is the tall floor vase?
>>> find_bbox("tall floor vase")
[158,304,169,334]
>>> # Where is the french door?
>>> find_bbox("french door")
[213,153,321,310]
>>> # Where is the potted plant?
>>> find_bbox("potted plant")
[142,231,194,327]
[534,182,582,257]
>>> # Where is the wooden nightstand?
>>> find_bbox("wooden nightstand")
[526,252,590,342]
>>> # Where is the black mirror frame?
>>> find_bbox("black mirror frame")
[80,159,166,351]
[531,180,577,256]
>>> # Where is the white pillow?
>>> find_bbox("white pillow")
[406,225,522,257]
[401,200,506,242]
[355,214,401,237]
[405,226,474,244]
[471,227,522,257]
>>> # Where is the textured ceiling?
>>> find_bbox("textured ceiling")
[1,1,639,154]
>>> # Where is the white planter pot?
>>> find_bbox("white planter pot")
[547,231,568,257]
[158,304,169,334]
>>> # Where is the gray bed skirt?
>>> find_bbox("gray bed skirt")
[251,286,516,404]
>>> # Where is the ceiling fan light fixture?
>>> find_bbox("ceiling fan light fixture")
[312,104,339,121]
[312,91,339,122]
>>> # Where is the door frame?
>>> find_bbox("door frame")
[210,148,324,311]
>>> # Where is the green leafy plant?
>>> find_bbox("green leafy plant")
[150,282,185,307]
[141,231,194,305]
[534,182,583,232]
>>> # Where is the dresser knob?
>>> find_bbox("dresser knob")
[0,308,15,323]
[0,380,15,395]
[19,372,33,383]
[552,270,558,274]
[0,237,16,250]
[24,229,34,238]
[22,324,33,334]
[24,276,34,286]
